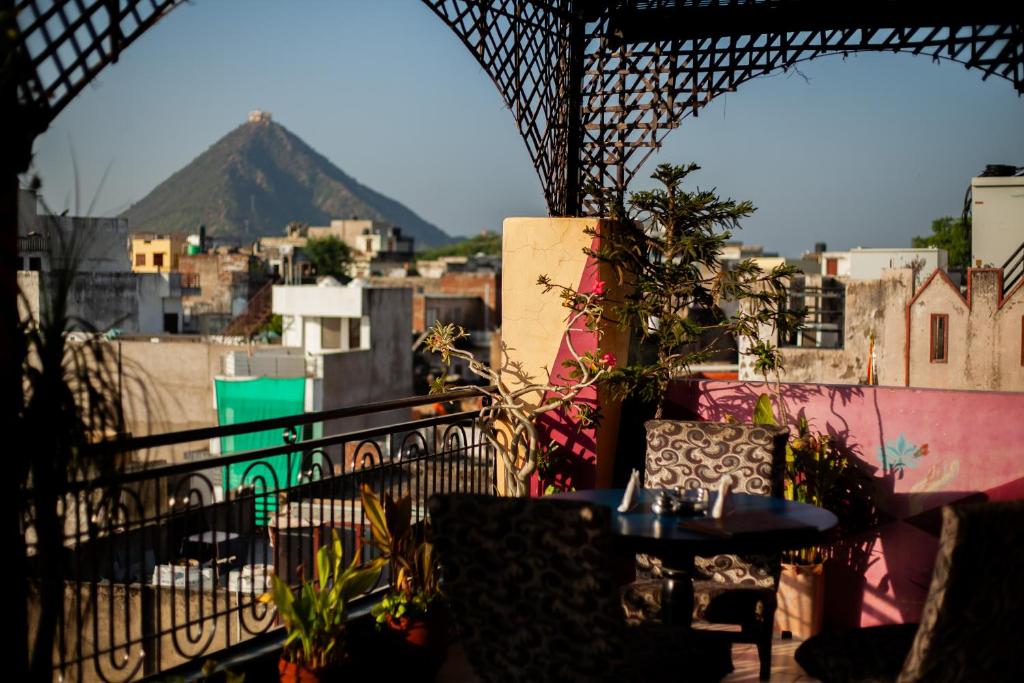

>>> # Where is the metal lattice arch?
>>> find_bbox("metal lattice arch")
[5,0,1023,214]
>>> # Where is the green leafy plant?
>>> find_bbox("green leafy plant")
[17,186,155,682]
[752,394,853,564]
[585,163,802,416]
[262,530,382,671]
[360,485,441,628]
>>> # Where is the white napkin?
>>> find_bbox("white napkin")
[711,474,735,519]
[618,469,640,512]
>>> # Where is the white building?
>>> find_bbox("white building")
[971,174,1024,269]
[818,247,947,288]
[271,278,412,431]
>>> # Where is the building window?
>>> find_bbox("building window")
[29,256,42,271]
[321,317,342,350]
[153,253,164,268]
[780,278,845,349]
[136,253,146,266]
[825,258,838,276]
[930,314,948,363]
[348,318,362,349]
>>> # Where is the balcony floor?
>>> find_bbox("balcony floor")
[437,634,818,682]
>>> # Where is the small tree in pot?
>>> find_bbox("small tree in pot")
[586,163,801,416]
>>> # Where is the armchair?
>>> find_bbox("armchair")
[429,493,733,683]
[621,419,788,680]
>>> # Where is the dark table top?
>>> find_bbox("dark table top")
[551,488,838,558]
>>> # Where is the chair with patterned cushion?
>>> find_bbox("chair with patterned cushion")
[795,499,1024,683]
[429,493,733,683]
[621,419,789,681]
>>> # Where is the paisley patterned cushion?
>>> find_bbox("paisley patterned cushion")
[429,494,732,683]
[644,420,786,495]
[640,420,788,589]
[622,578,777,625]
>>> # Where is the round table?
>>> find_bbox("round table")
[551,488,838,626]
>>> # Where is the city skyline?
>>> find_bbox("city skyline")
[26,0,1024,257]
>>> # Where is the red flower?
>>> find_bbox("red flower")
[601,353,617,367]
[592,280,606,296]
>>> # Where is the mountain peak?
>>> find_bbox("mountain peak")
[123,116,450,247]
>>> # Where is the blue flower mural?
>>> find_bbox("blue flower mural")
[877,433,929,473]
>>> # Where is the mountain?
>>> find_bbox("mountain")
[122,114,451,247]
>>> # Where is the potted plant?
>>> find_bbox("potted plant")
[752,393,869,639]
[262,529,382,682]
[584,163,800,419]
[359,485,443,640]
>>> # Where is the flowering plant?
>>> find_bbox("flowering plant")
[425,276,615,496]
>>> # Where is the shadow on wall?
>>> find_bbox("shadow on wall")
[666,379,1024,627]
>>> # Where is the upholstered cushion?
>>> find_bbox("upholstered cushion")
[794,624,918,683]
[643,420,787,494]
[639,420,787,594]
[896,501,1024,683]
[622,578,776,625]
[430,494,732,683]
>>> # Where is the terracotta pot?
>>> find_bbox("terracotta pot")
[278,658,343,683]
[775,562,825,640]
[384,610,449,677]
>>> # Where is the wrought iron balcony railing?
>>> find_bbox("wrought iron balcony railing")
[25,390,495,682]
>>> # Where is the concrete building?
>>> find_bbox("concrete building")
[818,247,946,288]
[178,249,270,334]
[416,254,502,278]
[742,270,913,386]
[906,268,1024,392]
[131,233,188,273]
[308,219,414,257]
[272,280,413,431]
[256,231,313,284]
[307,219,415,278]
[18,189,131,273]
[17,189,183,333]
[971,174,1024,269]
[742,265,1024,392]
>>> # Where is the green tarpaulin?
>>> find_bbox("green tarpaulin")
[216,376,306,523]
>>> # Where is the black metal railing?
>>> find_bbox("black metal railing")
[25,390,495,682]
[1002,240,1024,297]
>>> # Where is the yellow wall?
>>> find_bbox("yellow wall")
[131,235,184,273]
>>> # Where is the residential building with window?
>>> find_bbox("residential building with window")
[131,232,188,273]
[818,247,947,287]
[17,189,183,333]
[907,268,1024,391]
[272,279,413,431]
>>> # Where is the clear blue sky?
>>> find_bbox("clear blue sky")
[27,0,1024,257]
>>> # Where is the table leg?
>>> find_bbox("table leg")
[660,564,695,626]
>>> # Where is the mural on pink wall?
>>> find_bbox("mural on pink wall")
[668,379,1024,628]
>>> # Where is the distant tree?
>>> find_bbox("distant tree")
[416,232,502,260]
[912,216,970,270]
[305,235,353,279]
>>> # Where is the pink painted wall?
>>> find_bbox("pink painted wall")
[667,379,1024,628]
